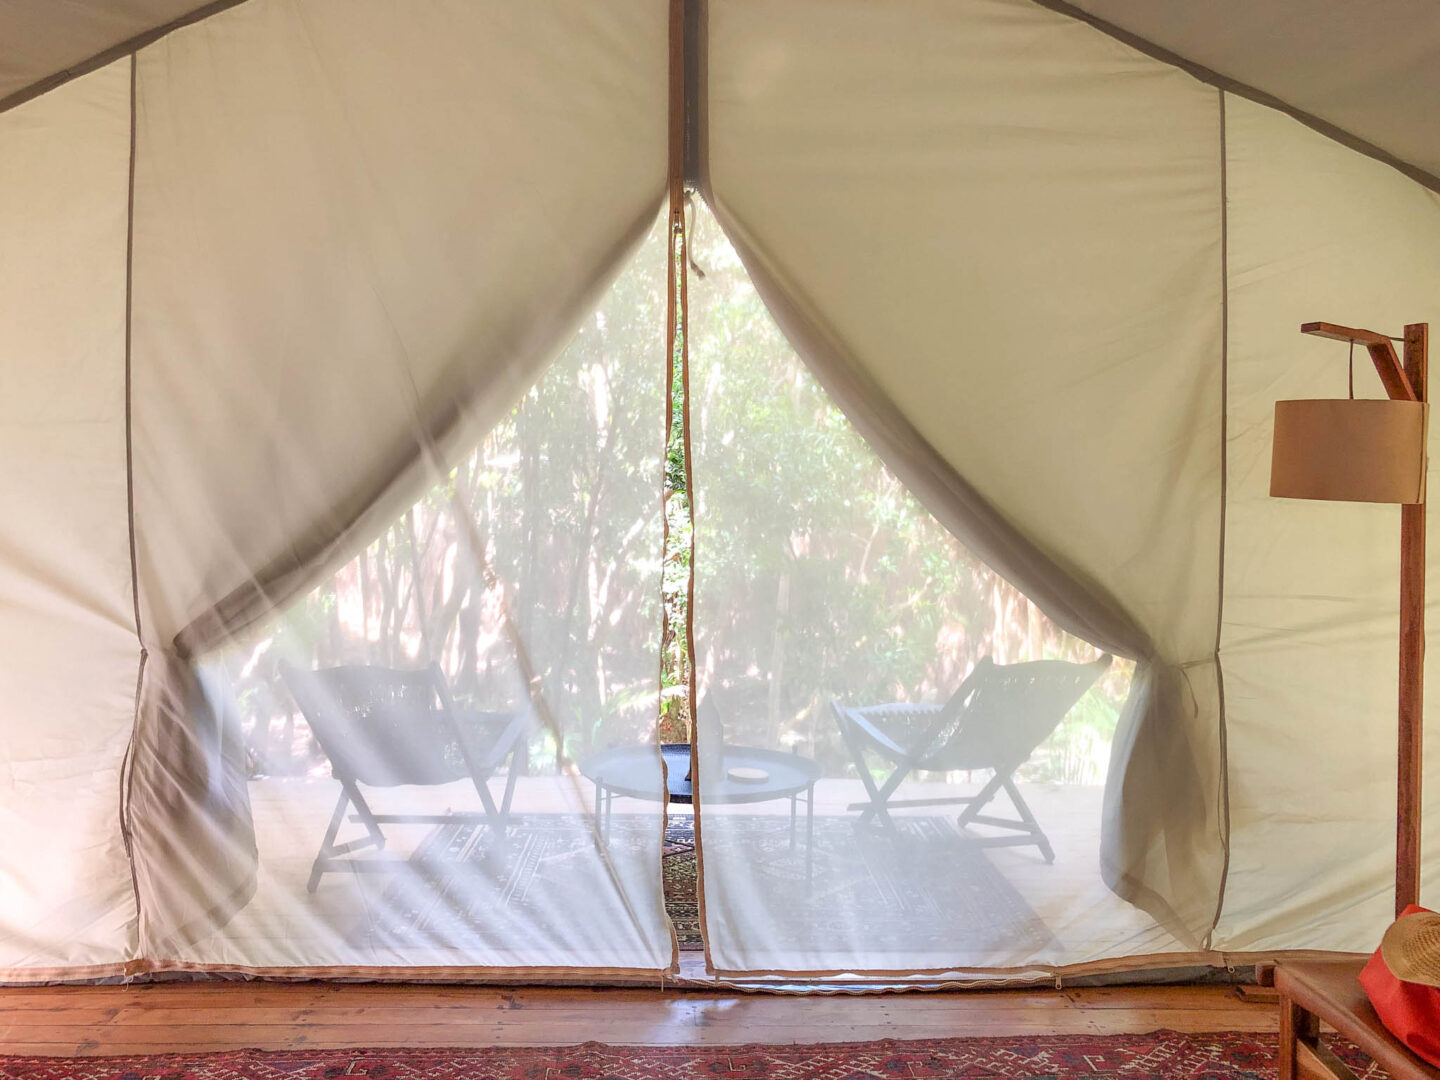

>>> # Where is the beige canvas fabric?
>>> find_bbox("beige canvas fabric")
[0,60,138,974]
[120,0,671,968]
[131,216,677,973]
[9,0,1440,192]
[1066,0,1440,187]
[128,0,667,652]
[700,0,1226,972]
[0,0,213,106]
[1215,93,1440,953]
[2,0,1440,982]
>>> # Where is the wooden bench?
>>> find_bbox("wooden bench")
[1275,959,1440,1080]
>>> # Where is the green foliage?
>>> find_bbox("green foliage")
[658,221,693,745]
[681,202,1131,780]
[225,218,673,776]
[225,207,1130,787]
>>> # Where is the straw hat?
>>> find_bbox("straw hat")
[1380,910,1440,987]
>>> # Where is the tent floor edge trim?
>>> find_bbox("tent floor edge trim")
[0,949,1366,989]
[702,949,1365,983]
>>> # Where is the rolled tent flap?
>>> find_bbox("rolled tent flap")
[128,653,258,956]
[122,0,669,963]
[704,0,1227,955]
[1098,662,1218,944]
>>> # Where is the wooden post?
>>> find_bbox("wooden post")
[665,0,689,754]
[1397,322,1427,916]
[666,0,709,971]
[668,0,685,216]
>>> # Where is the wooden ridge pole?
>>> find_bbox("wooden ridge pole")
[1398,322,1427,916]
[668,0,686,216]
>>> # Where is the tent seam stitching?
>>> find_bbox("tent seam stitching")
[1206,88,1233,953]
[0,0,253,118]
[120,51,147,971]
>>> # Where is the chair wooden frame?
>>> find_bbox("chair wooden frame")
[834,654,1111,861]
[280,662,530,892]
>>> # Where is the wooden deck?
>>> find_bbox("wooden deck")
[210,774,1178,970]
[0,982,1278,1057]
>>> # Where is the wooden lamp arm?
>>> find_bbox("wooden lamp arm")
[1301,321,1417,402]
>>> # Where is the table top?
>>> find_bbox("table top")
[581,742,821,805]
[1276,959,1440,1080]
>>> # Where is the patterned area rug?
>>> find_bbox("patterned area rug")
[0,1032,1387,1080]
[665,813,1052,957]
[662,817,700,947]
[369,813,1047,958]
[362,812,670,953]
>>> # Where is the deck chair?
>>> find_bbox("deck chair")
[833,653,1111,862]
[279,662,530,891]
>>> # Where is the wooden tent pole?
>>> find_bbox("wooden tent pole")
[665,0,710,972]
[1398,322,1427,916]
[668,0,686,214]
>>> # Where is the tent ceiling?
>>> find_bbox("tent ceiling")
[1065,0,1440,187]
[0,0,219,108]
[4,0,1440,191]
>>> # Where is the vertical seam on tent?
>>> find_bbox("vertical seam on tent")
[1206,88,1233,951]
[119,50,148,960]
[124,67,141,645]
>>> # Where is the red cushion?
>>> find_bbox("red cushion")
[1360,904,1440,1069]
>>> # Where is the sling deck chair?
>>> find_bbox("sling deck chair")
[833,653,1111,862]
[280,662,530,892]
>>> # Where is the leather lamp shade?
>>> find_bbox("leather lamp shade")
[1271,399,1429,504]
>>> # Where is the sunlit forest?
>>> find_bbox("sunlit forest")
[216,205,1131,787]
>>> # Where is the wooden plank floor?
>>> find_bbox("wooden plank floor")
[0,982,1278,1057]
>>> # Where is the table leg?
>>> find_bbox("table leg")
[1279,997,1321,1080]
[1279,997,1299,1080]
[790,794,798,851]
[806,782,815,889]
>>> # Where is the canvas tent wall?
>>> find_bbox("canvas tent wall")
[0,0,1437,983]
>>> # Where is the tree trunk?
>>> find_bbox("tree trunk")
[767,567,791,733]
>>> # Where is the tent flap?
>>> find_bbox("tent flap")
[122,0,672,970]
[700,0,1227,971]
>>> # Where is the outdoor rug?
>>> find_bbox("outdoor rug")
[661,814,1050,956]
[0,1031,1386,1080]
[367,813,1048,958]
